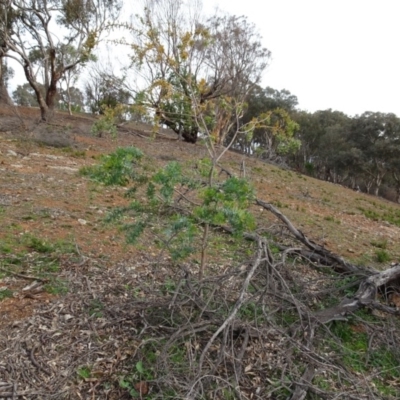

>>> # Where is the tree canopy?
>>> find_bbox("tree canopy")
[0,0,121,120]
[128,0,271,144]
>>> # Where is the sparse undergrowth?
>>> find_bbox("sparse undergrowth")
[75,147,400,398]
[0,234,78,297]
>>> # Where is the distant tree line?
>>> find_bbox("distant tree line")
[239,86,400,202]
[290,109,400,203]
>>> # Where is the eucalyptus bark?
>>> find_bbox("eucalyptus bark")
[0,57,12,105]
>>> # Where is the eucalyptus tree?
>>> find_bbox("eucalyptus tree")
[84,62,131,115]
[0,0,121,120]
[0,57,13,104]
[349,112,400,196]
[0,1,14,104]
[230,85,299,158]
[129,0,272,144]
[290,109,351,177]
[12,82,42,106]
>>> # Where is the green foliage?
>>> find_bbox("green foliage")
[323,215,340,224]
[12,82,44,107]
[88,299,104,318]
[329,322,368,373]
[80,147,144,186]
[195,176,256,236]
[334,275,359,297]
[375,249,391,263]
[0,288,13,301]
[371,239,388,249]
[22,234,54,253]
[368,348,400,379]
[90,106,119,137]
[238,301,265,323]
[84,147,256,272]
[357,205,400,228]
[322,319,400,397]
[77,366,92,380]
[44,279,69,295]
[119,349,155,398]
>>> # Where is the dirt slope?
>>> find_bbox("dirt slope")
[1,105,400,322]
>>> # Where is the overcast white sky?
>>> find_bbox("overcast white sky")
[203,0,400,117]
[8,0,400,117]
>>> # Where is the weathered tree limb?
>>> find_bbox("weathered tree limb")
[256,199,361,274]
[290,364,316,400]
[313,264,400,323]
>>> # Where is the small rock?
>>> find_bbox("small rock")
[78,219,87,225]
[7,149,17,157]
[48,166,78,172]
[46,155,62,160]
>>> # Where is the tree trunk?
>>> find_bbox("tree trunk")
[181,128,198,143]
[0,58,13,105]
[45,71,61,110]
[66,85,72,115]
[23,62,50,121]
[155,108,198,143]
[0,80,12,105]
[365,180,373,194]
[374,172,385,196]
[46,83,58,111]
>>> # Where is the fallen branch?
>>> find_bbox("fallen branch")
[314,263,400,323]
[256,199,362,274]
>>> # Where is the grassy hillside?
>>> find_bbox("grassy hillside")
[1,106,400,399]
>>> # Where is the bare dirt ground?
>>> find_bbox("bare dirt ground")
[1,105,400,399]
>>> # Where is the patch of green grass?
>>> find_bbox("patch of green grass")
[77,366,92,380]
[373,378,400,397]
[369,348,400,379]
[0,243,12,254]
[21,214,36,221]
[22,234,54,253]
[238,302,266,323]
[370,239,387,249]
[375,249,391,263]
[320,310,400,397]
[272,200,287,208]
[329,322,368,373]
[21,234,76,256]
[357,205,400,227]
[323,215,340,224]
[31,257,60,275]
[44,279,69,295]
[313,375,331,391]
[161,278,176,295]
[88,299,104,318]
[277,309,297,327]
[334,275,360,297]
[353,308,378,323]
[62,148,86,158]
[0,288,13,301]
[357,206,380,221]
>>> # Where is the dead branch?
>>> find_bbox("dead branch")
[314,264,400,323]
[256,199,362,274]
